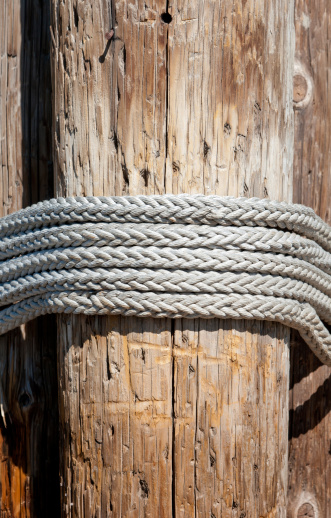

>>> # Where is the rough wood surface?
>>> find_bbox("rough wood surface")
[51,1,294,516]
[288,2,331,517]
[0,0,59,516]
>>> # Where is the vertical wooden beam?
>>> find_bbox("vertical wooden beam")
[0,0,59,516]
[51,0,294,516]
[288,2,331,517]
[166,1,294,200]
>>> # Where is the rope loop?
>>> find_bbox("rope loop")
[1,195,331,366]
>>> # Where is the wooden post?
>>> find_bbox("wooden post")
[51,1,294,516]
[0,0,59,516]
[288,1,331,517]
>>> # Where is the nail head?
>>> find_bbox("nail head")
[105,29,114,41]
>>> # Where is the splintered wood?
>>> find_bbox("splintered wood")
[58,317,289,517]
[51,0,294,516]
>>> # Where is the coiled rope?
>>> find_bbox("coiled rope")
[0,194,331,366]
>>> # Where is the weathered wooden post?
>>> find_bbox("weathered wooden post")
[50,1,294,516]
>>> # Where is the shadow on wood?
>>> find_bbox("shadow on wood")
[289,333,331,439]
[0,0,60,515]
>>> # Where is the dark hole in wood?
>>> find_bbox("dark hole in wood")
[73,5,79,28]
[140,168,150,187]
[18,392,31,408]
[139,479,149,498]
[203,140,210,158]
[224,122,231,135]
[122,164,130,185]
[161,12,172,23]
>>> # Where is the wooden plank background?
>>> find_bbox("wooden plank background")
[0,0,59,516]
[288,1,331,517]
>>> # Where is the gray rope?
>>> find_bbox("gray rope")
[1,270,331,324]
[2,247,331,297]
[1,195,331,249]
[2,222,331,271]
[0,195,330,366]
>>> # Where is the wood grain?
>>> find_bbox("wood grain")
[51,1,294,516]
[173,319,290,518]
[166,1,294,199]
[288,1,331,517]
[0,0,59,516]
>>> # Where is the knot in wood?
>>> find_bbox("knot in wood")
[297,502,315,517]
[18,391,33,410]
[293,75,308,103]
[293,60,313,110]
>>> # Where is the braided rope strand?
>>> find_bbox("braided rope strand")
[0,291,330,365]
[1,246,331,296]
[1,270,331,323]
[0,195,330,250]
[1,222,331,272]
[0,195,330,366]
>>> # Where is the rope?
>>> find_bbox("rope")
[0,195,330,366]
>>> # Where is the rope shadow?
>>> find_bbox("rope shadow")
[289,331,331,439]
[289,372,331,439]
